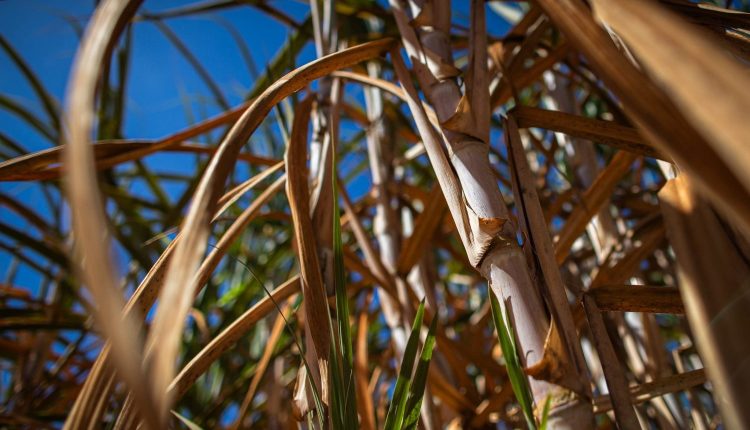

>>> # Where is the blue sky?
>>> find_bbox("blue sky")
[0,0,516,306]
[0,0,316,289]
[0,0,312,146]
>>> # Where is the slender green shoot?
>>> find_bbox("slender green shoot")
[539,395,552,430]
[383,300,426,430]
[171,410,204,430]
[328,140,359,429]
[401,312,438,430]
[490,288,537,430]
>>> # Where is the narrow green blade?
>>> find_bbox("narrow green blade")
[383,300,426,430]
[539,395,552,430]
[402,312,438,430]
[171,410,204,430]
[331,143,358,429]
[490,289,537,430]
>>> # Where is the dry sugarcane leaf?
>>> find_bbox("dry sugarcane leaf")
[285,95,331,404]
[340,99,420,144]
[488,6,543,78]
[292,364,312,421]
[168,277,301,400]
[487,41,506,75]
[663,11,750,65]
[96,101,248,168]
[389,181,432,205]
[658,0,750,30]
[308,113,334,295]
[588,285,683,314]
[14,138,252,182]
[215,162,284,214]
[66,167,285,427]
[0,142,127,181]
[438,347,482,404]
[410,1,433,28]
[525,321,578,393]
[230,299,292,430]
[505,115,590,395]
[534,0,750,237]
[570,224,668,328]
[555,151,636,264]
[505,19,550,78]
[389,0,425,70]
[193,176,287,293]
[440,94,482,140]
[396,185,447,277]
[659,175,750,429]
[421,46,463,81]
[657,3,750,62]
[593,368,707,414]
[142,38,395,423]
[583,295,641,429]
[331,70,441,126]
[343,247,389,289]
[355,303,376,430]
[590,223,666,288]
[427,367,476,412]
[507,5,543,40]
[339,179,398,298]
[169,143,279,165]
[89,178,287,427]
[591,0,750,194]
[62,0,157,427]
[0,102,253,182]
[470,381,514,427]
[491,42,570,109]
[509,106,666,160]
[466,0,490,143]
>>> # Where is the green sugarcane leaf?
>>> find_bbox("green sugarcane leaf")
[490,288,537,430]
[539,394,552,430]
[171,410,204,430]
[383,300,426,430]
[402,312,438,430]
[328,136,359,429]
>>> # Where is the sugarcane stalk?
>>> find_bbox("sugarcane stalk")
[389,0,595,426]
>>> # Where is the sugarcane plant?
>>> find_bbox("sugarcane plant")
[1,0,750,429]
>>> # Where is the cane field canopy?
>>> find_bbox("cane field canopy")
[1,0,750,429]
